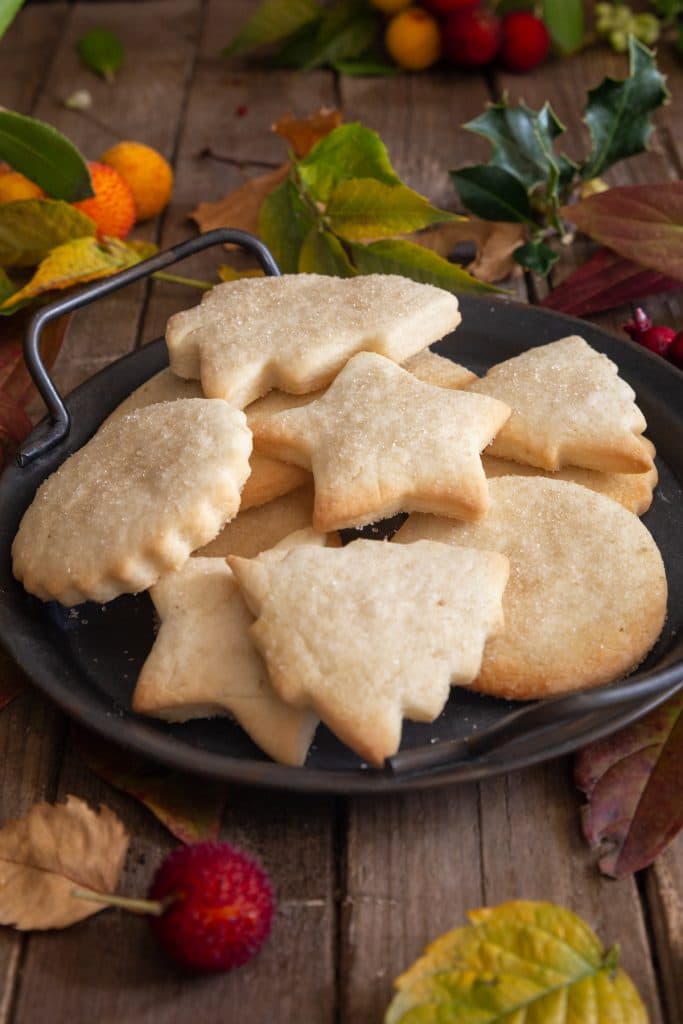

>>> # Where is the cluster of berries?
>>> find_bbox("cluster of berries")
[0,141,173,238]
[623,307,683,370]
[378,0,551,73]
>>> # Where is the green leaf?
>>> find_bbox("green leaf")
[385,900,648,1024]
[297,123,400,203]
[581,36,669,181]
[223,0,322,57]
[450,166,536,224]
[0,0,25,42]
[0,200,96,269]
[0,112,93,202]
[327,178,457,240]
[0,268,17,305]
[561,182,683,283]
[464,99,569,195]
[271,18,323,67]
[332,56,398,76]
[541,0,584,56]
[348,238,498,293]
[301,0,379,70]
[513,239,559,275]
[258,179,316,273]
[77,28,125,83]
[298,228,356,276]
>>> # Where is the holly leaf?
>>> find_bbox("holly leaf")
[0,0,25,42]
[301,0,378,71]
[385,900,647,1024]
[74,730,227,845]
[1,237,148,311]
[0,796,128,929]
[513,239,559,275]
[327,179,457,240]
[190,163,290,238]
[575,689,683,878]
[0,111,93,202]
[299,227,356,276]
[77,28,125,84]
[450,165,536,224]
[581,37,669,181]
[541,0,584,56]
[348,238,499,293]
[258,178,317,272]
[561,182,683,282]
[297,123,400,203]
[272,108,342,158]
[542,246,682,316]
[223,0,322,57]
[0,199,95,269]
[464,100,569,196]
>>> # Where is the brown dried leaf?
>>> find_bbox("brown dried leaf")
[75,729,228,844]
[272,108,343,158]
[190,163,290,237]
[0,796,129,929]
[409,219,525,283]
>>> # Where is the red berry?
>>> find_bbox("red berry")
[148,842,274,973]
[442,8,502,68]
[499,12,550,73]
[422,0,479,16]
[623,308,676,357]
[668,331,683,369]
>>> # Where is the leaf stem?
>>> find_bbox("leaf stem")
[152,271,213,290]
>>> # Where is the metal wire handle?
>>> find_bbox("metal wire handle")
[18,228,281,467]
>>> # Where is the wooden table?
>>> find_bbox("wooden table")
[1,2,681,1021]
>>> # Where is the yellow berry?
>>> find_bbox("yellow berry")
[385,7,441,71]
[0,171,44,202]
[370,0,412,13]
[99,141,173,221]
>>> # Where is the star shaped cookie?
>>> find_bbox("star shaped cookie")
[468,336,652,473]
[229,539,509,766]
[165,273,461,408]
[252,351,511,530]
[133,529,326,766]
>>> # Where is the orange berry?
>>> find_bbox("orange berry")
[385,7,441,70]
[99,141,173,221]
[72,162,136,239]
[0,171,45,202]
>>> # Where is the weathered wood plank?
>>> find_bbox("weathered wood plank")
[28,0,201,400]
[0,2,69,114]
[646,835,683,1024]
[478,761,664,1022]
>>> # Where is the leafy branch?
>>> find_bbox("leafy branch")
[450,36,668,276]
[257,122,496,293]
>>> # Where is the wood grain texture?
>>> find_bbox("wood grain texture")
[647,836,683,1024]
[0,3,69,114]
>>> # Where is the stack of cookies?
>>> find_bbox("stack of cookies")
[12,274,668,768]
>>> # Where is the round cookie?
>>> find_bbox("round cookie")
[13,399,252,606]
[395,477,667,699]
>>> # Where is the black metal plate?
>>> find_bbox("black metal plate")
[1,295,681,793]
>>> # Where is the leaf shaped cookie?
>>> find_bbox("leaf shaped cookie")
[229,539,509,766]
[386,900,648,1024]
[165,273,461,408]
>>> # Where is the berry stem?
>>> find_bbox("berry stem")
[71,887,174,916]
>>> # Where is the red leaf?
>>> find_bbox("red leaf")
[561,183,683,283]
[542,247,681,316]
[0,389,32,470]
[73,728,228,844]
[0,647,26,711]
[575,690,683,878]
[0,312,70,407]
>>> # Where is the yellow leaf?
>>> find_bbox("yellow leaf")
[217,265,265,282]
[0,796,129,930]
[386,900,649,1024]
[1,236,145,309]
